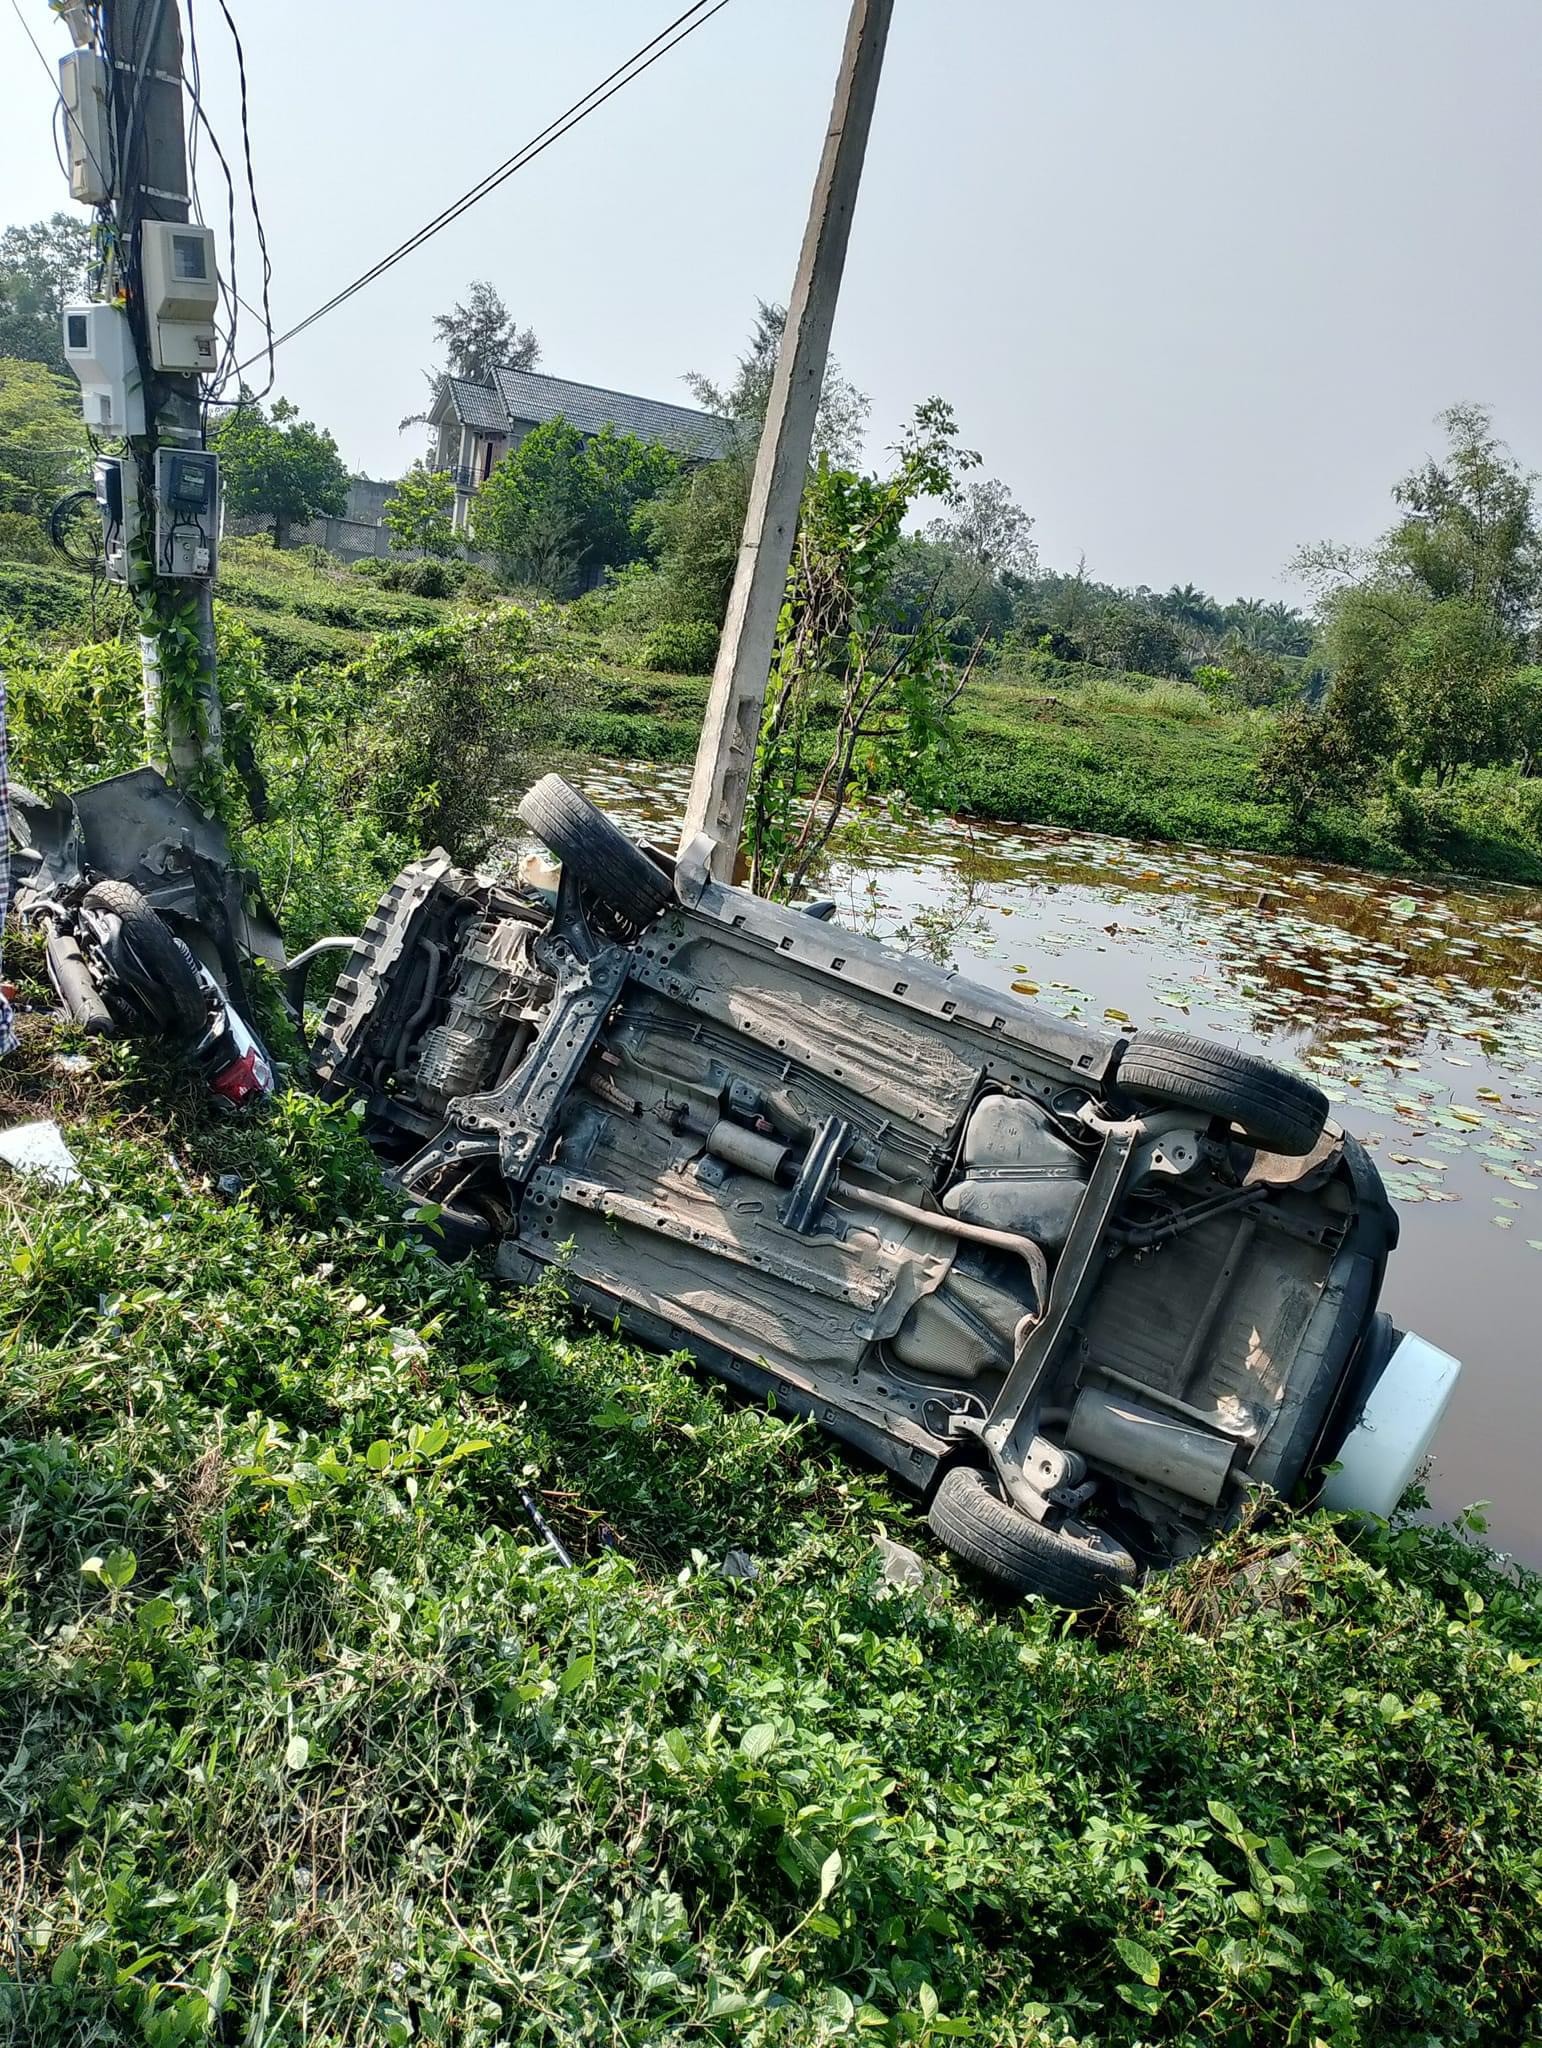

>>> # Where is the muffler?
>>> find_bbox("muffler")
[1064,1385,1237,1506]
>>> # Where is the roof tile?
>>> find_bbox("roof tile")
[444,366,733,460]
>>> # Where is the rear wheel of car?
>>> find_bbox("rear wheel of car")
[80,880,207,1040]
[516,774,672,929]
[1115,1027,1328,1157]
[927,1465,1136,1606]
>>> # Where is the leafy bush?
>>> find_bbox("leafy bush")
[472,417,678,596]
[458,564,501,605]
[380,554,460,599]
[3,629,142,789]
[0,508,52,561]
[641,617,719,674]
[344,605,594,860]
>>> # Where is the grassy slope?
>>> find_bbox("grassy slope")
[2,944,1541,2046]
[7,546,1541,882]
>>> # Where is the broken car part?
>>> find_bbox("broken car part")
[8,767,280,1102]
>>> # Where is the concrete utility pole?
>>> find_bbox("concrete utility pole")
[680,0,892,879]
[103,0,222,779]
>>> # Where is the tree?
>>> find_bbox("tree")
[1276,405,1542,818]
[639,454,750,624]
[383,461,458,557]
[643,303,873,629]
[1259,589,1413,822]
[1222,597,1312,657]
[471,418,677,594]
[882,534,1015,657]
[926,477,1036,577]
[1387,403,1542,634]
[1156,583,1224,637]
[1389,599,1514,784]
[433,281,539,384]
[211,392,349,547]
[0,355,89,521]
[400,282,541,431]
[747,398,982,899]
[0,214,93,374]
[685,299,869,468]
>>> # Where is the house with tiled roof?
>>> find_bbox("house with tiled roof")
[428,366,734,530]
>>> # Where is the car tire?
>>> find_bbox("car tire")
[516,775,672,929]
[1114,1027,1328,1157]
[927,1465,1136,1606]
[80,880,207,1040]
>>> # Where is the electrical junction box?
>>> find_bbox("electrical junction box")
[139,220,219,373]
[59,48,111,205]
[153,447,218,578]
[62,301,146,435]
[93,456,139,585]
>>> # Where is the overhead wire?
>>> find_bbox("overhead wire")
[228,0,733,377]
[183,0,243,412]
[213,0,274,399]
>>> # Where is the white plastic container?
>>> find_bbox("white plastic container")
[1320,1331,1462,1518]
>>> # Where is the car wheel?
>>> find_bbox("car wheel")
[1114,1027,1328,1157]
[80,880,207,1040]
[516,775,672,929]
[927,1465,1136,1606]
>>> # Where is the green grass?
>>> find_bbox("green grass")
[8,540,1542,883]
[2,953,1541,2046]
[0,542,455,682]
[548,659,1542,884]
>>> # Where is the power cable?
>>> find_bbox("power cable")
[6,0,59,88]
[184,0,242,406]
[228,0,732,376]
[214,0,274,399]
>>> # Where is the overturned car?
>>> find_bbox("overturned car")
[311,776,1460,1604]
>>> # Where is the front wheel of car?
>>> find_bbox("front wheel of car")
[927,1465,1136,1607]
[1114,1027,1328,1157]
[516,774,672,929]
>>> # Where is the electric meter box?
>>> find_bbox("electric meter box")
[59,49,110,205]
[138,221,219,374]
[93,455,140,585]
[153,447,218,579]
[62,301,146,435]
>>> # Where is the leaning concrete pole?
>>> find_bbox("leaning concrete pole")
[680,0,893,879]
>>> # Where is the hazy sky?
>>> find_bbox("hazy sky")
[4,0,1540,601]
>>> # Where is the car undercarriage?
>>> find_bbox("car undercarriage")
[308,776,1459,1604]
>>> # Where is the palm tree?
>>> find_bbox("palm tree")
[1157,583,1224,637]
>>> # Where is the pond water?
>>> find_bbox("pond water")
[577,763,1542,1565]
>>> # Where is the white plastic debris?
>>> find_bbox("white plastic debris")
[873,1535,943,1595]
[0,1119,82,1186]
